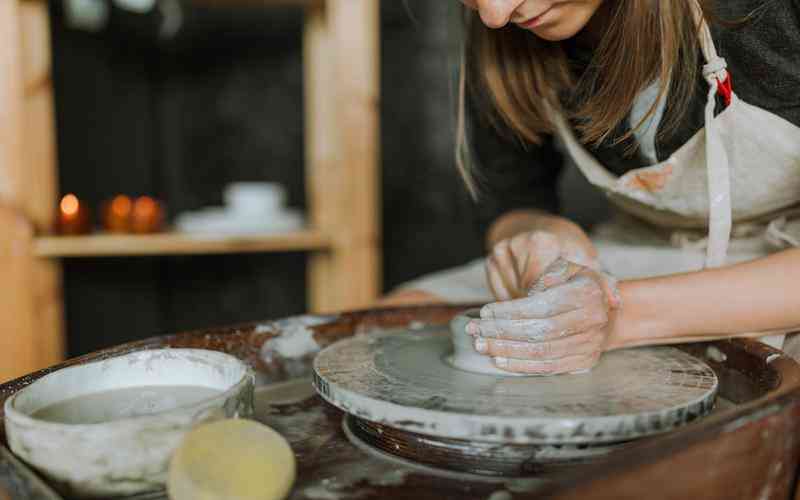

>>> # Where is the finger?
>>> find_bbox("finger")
[559,239,600,270]
[486,258,513,301]
[473,329,605,360]
[508,234,536,290]
[510,231,560,290]
[539,264,621,311]
[536,262,621,312]
[599,273,622,310]
[468,306,608,341]
[481,275,604,319]
[489,240,521,298]
[493,353,601,375]
[529,257,584,294]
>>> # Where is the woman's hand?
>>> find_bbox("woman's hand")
[470,258,621,375]
[486,229,599,301]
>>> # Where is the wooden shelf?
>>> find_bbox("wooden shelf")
[34,230,332,258]
[190,0,323,7]
[1,0,379,381]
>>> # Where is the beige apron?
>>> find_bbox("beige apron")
[401,10,800,353]
[554,10,800,351]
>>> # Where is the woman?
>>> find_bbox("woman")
[386,0,800,375]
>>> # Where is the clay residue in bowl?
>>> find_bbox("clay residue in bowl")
[32,385,223,425]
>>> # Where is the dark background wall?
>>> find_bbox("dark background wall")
[51,0,485,355]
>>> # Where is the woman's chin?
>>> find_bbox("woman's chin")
[528,22,586,42]
[524,6,602,43]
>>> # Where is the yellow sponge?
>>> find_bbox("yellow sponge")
[168,419,296,500]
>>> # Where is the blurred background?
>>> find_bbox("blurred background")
[2,0,607,380]
[51,0,483,356]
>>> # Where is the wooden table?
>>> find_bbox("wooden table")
[2,305,800,500]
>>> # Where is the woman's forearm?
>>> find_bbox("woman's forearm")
[608,248,800,349]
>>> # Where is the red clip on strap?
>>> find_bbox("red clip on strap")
[716,73,733,107]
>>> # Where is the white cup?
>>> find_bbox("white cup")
[223,182,287,215]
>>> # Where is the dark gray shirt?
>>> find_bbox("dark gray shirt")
[473,0,800,232]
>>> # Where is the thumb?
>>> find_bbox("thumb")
[528,257,585,295]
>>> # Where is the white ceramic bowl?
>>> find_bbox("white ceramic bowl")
[3,349,254,498]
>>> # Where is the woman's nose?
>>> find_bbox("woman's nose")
[475,0,527,28]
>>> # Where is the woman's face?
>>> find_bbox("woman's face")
[460,0,604,41]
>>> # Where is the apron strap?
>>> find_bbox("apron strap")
[692,2,733,268]
[695,5,733,104]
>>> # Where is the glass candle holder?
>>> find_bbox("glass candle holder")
[131,196,165,234]
[102,195,133,233]
[56,194,91,235]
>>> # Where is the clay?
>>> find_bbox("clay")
[32,386,222,425]
[449,309,526,376]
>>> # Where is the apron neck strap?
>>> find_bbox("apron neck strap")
[691,2,729,87]
[692,1,733,268]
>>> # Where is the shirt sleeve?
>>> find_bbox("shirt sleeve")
[467,93,565,238]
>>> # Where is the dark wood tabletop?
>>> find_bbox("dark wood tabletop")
[2,304,800,500]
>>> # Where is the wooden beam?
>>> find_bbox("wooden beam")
[0,0,24,206]
[21,2,64,369]
[20,46,58,232]
[0,0,48,381]
[305,0,381,313]
[0,1,64,377]
[330,0,381,308]
[19,0,51,96]
[304,2,337,312]
[0,206,38,383]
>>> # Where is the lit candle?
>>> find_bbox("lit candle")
[131,196,165,234]
[102,195,133,233]
[56,194,91,235]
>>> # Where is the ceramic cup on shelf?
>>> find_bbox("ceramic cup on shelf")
[223,182,287,215]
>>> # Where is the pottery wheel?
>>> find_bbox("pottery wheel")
[313,326,718,445]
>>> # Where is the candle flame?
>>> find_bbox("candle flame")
[60,194,80,216]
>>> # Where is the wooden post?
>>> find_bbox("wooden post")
[329,0,381,309]
[20,0,65,369]
[304,2,336,312]
[304,0,381,313]
[0,0,64,382]
[0,1,24,204]
[0,206,39,383]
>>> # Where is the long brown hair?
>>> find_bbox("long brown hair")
[457,1,711,196]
